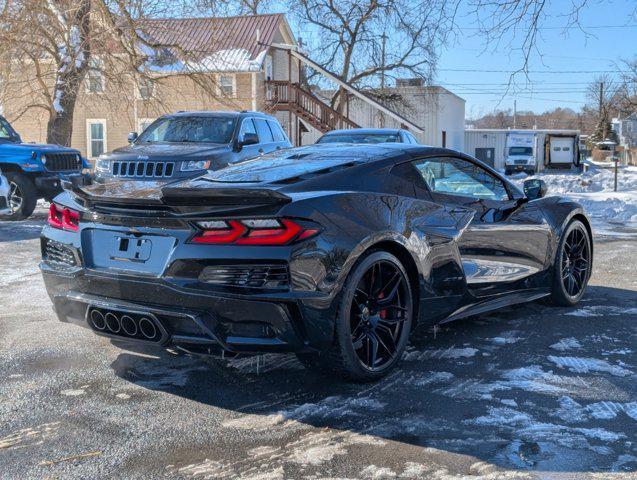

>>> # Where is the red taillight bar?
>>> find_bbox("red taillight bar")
[48,204,79,232]
[191,218,319,246]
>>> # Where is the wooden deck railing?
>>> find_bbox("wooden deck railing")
[265,80,359,132]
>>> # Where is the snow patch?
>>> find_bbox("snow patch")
[404,347,478,361]
[566,305,637,317]
[360,465,397,479]
[550,337,582,351]
[547,355,632,377]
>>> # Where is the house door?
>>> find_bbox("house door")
[475,148,495,167]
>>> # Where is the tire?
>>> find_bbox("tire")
[310,251,414,382]
[0,172,38,221]
[550,219,592,306]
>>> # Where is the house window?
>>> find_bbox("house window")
[265,55,273,81]
[218,74,235,97]
[138,78,154,100]
[86,58,105,93]
[86,120,106,159]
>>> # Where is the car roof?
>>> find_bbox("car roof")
[321,128,405,136]
[164,110,276,119]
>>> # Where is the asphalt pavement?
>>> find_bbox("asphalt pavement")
[1,208,636,479]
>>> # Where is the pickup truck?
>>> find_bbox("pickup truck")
[0,115,90,220]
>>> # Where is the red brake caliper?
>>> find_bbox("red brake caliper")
[378,292,386,319]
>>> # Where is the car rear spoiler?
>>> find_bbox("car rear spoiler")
[65,179,292,212]
[160,185,292,207]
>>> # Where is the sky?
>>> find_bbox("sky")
[437,1,637,119]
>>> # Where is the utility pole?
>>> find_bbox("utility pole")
[378,32,387,128]
[513,99,517,129]
[599,81,607,140]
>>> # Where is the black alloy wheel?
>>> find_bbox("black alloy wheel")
[350,259,411,371]
[299,251,414,381]
[551,220,592,306]
[561,225,591,297]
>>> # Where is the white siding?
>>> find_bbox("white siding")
[301,86,465,149]
[464,129,580,171]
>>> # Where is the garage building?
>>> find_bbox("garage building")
[464,128,581,172]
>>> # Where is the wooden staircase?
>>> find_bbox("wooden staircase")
[265,80,359,133]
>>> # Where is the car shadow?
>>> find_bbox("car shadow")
[0,208,47,242]
[110,285,637,474]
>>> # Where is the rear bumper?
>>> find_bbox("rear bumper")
[40,261,336,355]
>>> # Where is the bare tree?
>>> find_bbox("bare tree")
[292,0,455,110]
[0,0,223,146]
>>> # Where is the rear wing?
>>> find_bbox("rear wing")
[64,178,291,213]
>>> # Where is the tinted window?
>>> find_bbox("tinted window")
[510,147,533,155]
[205,150,364,183]
[137,116,236,144]
[254,119,274,143]
[268,120,286,142]
[0,117,18,141]
[238,118,257,139]
[317,133,400,144]
[413,157,509,201]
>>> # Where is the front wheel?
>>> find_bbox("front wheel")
[550,219,592,306]
[0,173,37,221]
[312,251,414,382]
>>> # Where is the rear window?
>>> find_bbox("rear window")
[318,133,400,144]
[204,150,363,183]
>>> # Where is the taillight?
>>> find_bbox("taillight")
[191,218,320,246]
[48,204,80,232]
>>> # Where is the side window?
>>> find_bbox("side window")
[268,120,286,142]
[238,118,257,140]
[413,156,510,201]
[254,118,274,143]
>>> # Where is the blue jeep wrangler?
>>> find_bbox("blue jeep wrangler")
[0,115,89,220]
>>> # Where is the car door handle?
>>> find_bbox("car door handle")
[449,207,466,214]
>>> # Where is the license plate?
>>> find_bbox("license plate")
[84,229,174,275]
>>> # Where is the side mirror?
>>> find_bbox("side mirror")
[523,178,547,201]
[127,132,138,144]
[239,132,259,147]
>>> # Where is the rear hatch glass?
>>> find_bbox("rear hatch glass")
[204,149,368,183]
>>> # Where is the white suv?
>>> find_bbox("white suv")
[0,171,10,215]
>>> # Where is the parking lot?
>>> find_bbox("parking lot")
[1,208,636,479]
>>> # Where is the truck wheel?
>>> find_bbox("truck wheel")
[0,173,38,221]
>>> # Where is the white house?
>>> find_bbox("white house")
[301,79,466,150]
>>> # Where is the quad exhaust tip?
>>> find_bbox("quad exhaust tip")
[90,310,106,330]
[88,308,162,342]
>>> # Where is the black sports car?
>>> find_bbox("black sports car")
[40,144,593,381]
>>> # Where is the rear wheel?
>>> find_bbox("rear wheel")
[306,251,414,382]
[550,220,592,306]
[0,173,37,221]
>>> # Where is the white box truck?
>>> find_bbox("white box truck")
[504,132,537,175]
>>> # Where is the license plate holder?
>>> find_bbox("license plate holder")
[110,235,153,263]
[83,229,175,275]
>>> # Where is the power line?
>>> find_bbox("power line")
[438,68,618,73]
[459,24,637,31]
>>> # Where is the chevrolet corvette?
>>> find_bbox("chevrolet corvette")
[40,144,593,381]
